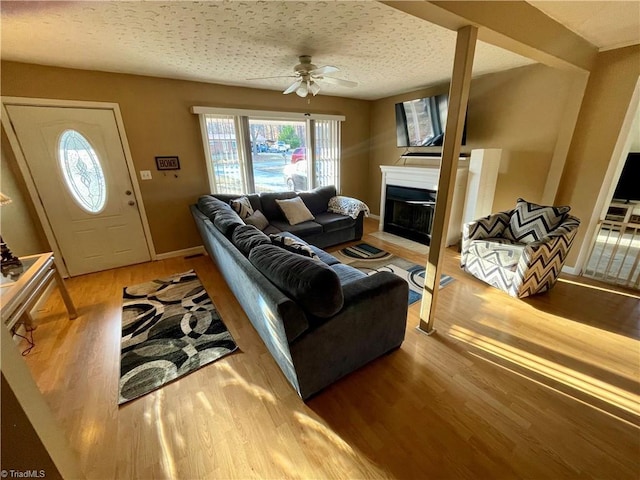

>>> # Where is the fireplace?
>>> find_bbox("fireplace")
[384,185,436,245]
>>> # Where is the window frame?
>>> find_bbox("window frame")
[193,106,344,194]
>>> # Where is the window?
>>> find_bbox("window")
[193,107,343,194]
[58,129,106,213]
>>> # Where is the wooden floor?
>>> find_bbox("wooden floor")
[16,218,640,479]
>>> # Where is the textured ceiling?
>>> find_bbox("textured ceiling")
[527,1,640,51]
[3,2,638,100]
[0,1,537,100]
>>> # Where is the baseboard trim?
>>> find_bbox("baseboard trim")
[368,214,380,220]
[562,264,580,275]
[155,246,206,261]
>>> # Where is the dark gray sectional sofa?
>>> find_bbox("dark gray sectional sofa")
[208,186,364,248]
[191,186,408,400]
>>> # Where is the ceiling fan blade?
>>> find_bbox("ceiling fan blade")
[283,79,302,95]
[309,65,339,76]
[317,76,358,88]
[247,75,297,80]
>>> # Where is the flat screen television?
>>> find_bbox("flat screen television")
[613,152,640,202]
[395,94,467,147]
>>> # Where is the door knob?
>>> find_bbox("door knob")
[128,200,135,206]
[125,190,132,195]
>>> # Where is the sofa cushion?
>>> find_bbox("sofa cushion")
[232,224,272,256]
[230,196,254,219]
[249,244,344,318]
[270,234,318,259]
[276,196,315,225]
[310,246,341,266]
[504,198,570,243]
[197,195,233,220]
[468,238,525,271]
[260,192,298,221]
[269,220,323,237]
[263,224,282,236]
[213,208,244,238]
[298,185,337,215]
[244,209,269,231]
[313,212,356,233]
[330,263,367,286]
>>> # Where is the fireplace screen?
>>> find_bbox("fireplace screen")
[384,185,436,245]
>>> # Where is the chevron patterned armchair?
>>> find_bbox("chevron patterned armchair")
[461,198,580,298]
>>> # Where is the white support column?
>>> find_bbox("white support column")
[462,148,502,224]
[419,25,478,335]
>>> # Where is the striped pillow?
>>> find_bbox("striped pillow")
[504,198,570,243]
[229,196,254,219]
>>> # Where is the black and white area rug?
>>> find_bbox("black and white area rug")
[119,270,237,405]
[335,243,454,305]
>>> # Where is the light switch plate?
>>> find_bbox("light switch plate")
[140,170,152,180]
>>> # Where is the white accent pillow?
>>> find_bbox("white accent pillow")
[275,196,315,225]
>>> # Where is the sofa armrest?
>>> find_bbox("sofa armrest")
[510,215,580,297]
[290,271,408,399]
[461,210,513,265]
[328,195,370,219]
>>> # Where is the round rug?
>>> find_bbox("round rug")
[339,242,392,260]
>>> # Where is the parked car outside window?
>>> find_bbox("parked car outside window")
[291,147,306,164]
[275,141,290,152]
[283,160,309,191]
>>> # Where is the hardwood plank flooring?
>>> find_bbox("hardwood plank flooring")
[15,218,640,479]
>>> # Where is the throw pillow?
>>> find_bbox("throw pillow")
[270,234,319,259]
[505,198,570,243]
[229,196,254,219]
[244,209,269,231]
[275,196,315,225]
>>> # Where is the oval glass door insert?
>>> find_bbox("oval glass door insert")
[58,129,107,213]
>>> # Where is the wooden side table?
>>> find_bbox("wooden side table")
[1,252,77,331]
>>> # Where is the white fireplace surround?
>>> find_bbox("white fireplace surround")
[379,149,502,247]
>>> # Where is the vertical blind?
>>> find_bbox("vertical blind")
[314,119,340,191]
[202,114,246,193]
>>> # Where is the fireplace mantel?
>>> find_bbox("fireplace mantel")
[380,162,468,246]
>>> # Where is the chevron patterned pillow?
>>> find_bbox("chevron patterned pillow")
[229,196,254,219]
[504,198,570,243]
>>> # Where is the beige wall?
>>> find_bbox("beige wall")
[0,136,48,256]
[556,45,640,268]
[0,61,371,255]
[368,63,578,214]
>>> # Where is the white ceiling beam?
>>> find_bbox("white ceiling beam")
[382,1,598,72]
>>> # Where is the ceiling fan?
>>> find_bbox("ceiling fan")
[249,55,358,97]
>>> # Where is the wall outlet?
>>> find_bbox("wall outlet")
[140,170,152,180]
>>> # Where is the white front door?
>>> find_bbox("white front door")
[6,105,151,276]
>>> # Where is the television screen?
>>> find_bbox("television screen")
[395,94,466,147]
[613,152,640,202]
